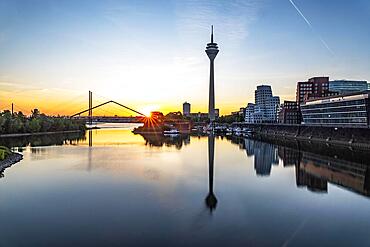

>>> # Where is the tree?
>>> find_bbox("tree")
[27,118,41,133]
[31,108,40,119]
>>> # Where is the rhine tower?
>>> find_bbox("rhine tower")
[205,25,219,122]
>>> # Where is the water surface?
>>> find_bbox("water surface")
[0,124,369,246]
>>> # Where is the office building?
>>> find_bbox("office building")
[245,103,255,123]
[255,85,280,123]
[301,91,370,126]
[244,85,280,123]
[329,80,368,94]
[296,77,334,104]
[278,101,301,124]
[183,102,191,117]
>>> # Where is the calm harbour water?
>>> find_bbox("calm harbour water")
[0,123,370,247]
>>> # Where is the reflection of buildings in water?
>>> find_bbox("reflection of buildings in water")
[243,138,370,197]
[276,145,328,192]
[205,134,217,213]
[276,143,370,196]
[138,133,190,149]
[297,152,370,197]
[184,135,190,145]
[244,139,278,176]
[229,136,245,150]
[277,146,301,167]
[295,165,328,193]
[244,139,255,157]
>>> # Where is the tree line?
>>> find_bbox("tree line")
[0,109,86,134]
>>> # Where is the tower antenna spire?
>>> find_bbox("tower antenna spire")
[211,25,214,43]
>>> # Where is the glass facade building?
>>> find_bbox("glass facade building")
[301,91,370,126]
[329,80,368,95]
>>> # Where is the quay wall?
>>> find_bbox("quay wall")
[234,123,370,149]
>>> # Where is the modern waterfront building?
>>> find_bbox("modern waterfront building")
[278,101,301,124]
[300,91,370,126]
[296,77,335,105]
[205,26,219,122]
[183,102,191,117]
[244,85,280,123]
[245,103,255,123]
[255,85,280,123]
[329,80,368,95]
[231,107,246,120]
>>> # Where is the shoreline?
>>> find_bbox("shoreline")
[0,152,23,176]
[230,123,370,149]
[254,132,370,150]
[0,130,83,138]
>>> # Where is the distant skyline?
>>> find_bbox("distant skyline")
[1,0,370,116]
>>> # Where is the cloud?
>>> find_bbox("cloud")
[288,0,334,55]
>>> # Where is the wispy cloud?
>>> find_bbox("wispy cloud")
[288,0,334,55]
[174,0,260,44]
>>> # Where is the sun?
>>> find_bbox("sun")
[140,105,159,117]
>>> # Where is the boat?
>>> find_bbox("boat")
[163,129,180,136]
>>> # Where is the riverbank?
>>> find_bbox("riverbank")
[0,152,23,176]
[232,123,370,149]
[0,130,83,138]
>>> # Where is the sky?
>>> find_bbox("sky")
[0,0,370,116]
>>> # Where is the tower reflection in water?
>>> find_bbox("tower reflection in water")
[88,130,92,171]
[205,134,217,213]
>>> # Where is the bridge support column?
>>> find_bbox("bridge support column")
[89,91,92,126]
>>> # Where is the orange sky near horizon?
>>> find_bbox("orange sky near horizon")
[2,1,368,117]
[1,88,281,117]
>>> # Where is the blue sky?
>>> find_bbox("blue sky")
[0,0,370,115]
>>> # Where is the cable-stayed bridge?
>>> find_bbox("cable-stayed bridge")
[69,91,147,124]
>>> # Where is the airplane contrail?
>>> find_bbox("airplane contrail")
[288,0,334,55]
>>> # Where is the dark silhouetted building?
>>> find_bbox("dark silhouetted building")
[183,102,190,117]
[214,108,219,118]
